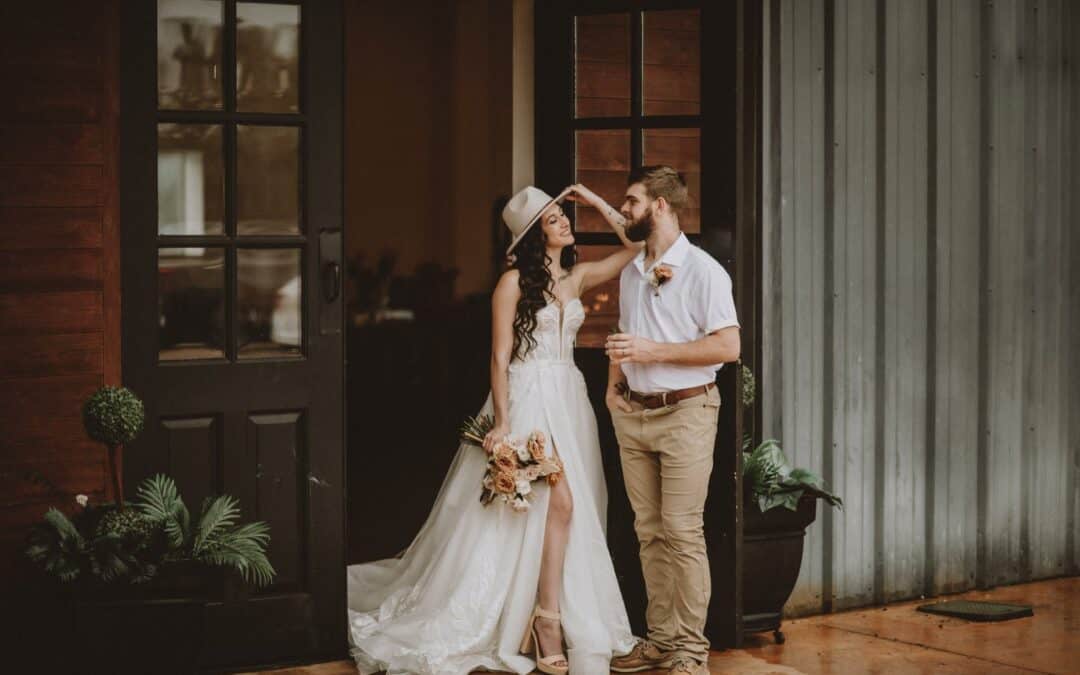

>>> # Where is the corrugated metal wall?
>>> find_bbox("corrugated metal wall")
[762,0,1079,615]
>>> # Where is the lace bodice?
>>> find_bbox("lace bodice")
[516,298,585,363]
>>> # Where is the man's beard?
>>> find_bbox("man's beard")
[625,208,654,242]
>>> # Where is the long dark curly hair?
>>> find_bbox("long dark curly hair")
[509,222,576,361]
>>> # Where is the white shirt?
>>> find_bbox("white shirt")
[618,233,740,393]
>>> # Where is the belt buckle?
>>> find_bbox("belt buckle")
[642,392,669,409]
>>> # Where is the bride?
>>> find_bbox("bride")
[347,183,641,674]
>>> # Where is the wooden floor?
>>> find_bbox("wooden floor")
[245,576,1079,674]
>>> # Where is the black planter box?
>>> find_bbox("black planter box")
[73,594,207,674]
[65,565,222,674]
[741,496,817,642]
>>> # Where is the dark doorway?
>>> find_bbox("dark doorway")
[121,0,346,666]
[341,0,505,567]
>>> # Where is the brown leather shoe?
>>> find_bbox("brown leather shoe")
[667,656,708,675]
[611,639,675,673]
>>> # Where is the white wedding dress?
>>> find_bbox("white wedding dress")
[347,297,635,675]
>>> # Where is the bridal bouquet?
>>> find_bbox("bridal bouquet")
[460,415,564,512]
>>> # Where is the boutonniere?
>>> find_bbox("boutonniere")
[648,264,674,296]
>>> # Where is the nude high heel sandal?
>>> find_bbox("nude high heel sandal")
[519,605,569,675]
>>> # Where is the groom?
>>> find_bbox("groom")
[605,166,740,675]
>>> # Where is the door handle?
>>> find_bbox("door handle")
[319,230,343,336]
[322,261,341,303]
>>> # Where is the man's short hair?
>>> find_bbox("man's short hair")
[627,165,689,213]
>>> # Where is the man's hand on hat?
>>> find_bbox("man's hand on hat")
[606,333,662,364]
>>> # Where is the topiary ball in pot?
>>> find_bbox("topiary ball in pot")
[82,386,144,447]
[82,386,145,506]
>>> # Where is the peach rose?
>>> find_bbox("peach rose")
[648,264,674,295]
[493,446,517,474]
[546,457,565,486]
[494,471,517,494]
[528,433,547,462]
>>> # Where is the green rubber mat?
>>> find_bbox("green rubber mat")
[916,600,1033,622]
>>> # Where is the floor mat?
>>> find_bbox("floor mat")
[916,600,1034,622]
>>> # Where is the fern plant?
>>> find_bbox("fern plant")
[26,475,274,588]
[26,503,158,586]
[743,439,843,513]
[135,475,275,587]
[26,508,86,583]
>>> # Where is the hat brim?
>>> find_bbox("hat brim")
[505,187,573,255]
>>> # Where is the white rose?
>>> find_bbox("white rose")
[515,443,531,462]
[75,494,89,507]
[516,479,532,496]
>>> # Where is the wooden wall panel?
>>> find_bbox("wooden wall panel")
[0,1,120,587]
[0,124,104,165]
[0,207,103,250]
[0,250,103,291]
[0,333,104,379]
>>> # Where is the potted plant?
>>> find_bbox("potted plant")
[81,385,144,507]
[739,364,842,644]
[24,386,275,674]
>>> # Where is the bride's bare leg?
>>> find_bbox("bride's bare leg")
[535,472,573,662]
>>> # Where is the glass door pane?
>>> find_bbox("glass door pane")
[237,125,301,236]
[159,247,226,360]
[237,248,302,359]
[643,128,701,232]
[237,2,301,113]
[643,9,701,116]
[157,0,224,110]
[577,245,624,348]
[574,129,630,232]
[575,14,630,118]
[157,123,225,236]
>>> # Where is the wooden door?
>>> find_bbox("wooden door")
[120,0,345,666]
[536,0,761,648]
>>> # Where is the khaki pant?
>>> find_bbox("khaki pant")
[611,386,720,662]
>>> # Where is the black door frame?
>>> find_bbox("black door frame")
[119,0,347,666]
[535,0,762,648]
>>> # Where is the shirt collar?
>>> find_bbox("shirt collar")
[633,233,691,275]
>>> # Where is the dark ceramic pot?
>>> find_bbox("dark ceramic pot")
[742,495,817,644]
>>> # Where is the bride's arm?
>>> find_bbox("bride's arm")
[484,270,519,452]
[565,184,644,294]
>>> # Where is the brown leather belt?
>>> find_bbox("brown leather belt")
[616,381,715,410]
